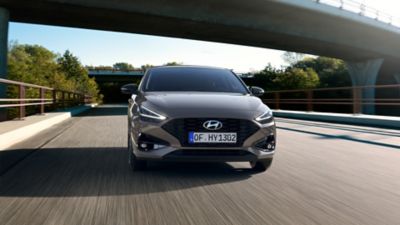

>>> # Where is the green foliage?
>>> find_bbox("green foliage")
[164,62,182,66]
[8,44,62,87]
[274,68,319,90]
[141,64,154,71]
[253,64,319,91]
[57,50,100,102]
[113,62,134,71]
[252,56,350,91]
[7,43,101,117]
[252,64,280,90]
[291,57,351,88]
[88,65,114,70]
[281,51,306,66]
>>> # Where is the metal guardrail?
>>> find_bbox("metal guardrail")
[0,78,91,120]
[313,0,400,28]
[262,84,400,114]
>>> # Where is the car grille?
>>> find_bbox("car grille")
[163,149,257,161]
[162,118,259,147]
[167,150,251,156]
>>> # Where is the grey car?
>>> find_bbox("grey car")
[121,66,276,172]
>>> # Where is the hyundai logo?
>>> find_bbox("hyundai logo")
[203,120,223,131]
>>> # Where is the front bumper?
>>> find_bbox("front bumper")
[131,117,276,162]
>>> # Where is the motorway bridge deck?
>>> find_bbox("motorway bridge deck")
[0,105,399,225]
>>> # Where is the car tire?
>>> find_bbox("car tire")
[128,132,147,171]
[250,158,273,172]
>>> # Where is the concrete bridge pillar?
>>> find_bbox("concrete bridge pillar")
[0,7,8,121]
[346,58,384,115]
[394,73,400,84]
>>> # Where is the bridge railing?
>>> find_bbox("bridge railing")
[0,78,91,120]
[313,0,400,28]
[262,84,400,114]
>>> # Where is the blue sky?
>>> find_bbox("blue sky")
[8,0,398,72]
[9,23,285,72]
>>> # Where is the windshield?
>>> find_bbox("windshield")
[143,67,249,94]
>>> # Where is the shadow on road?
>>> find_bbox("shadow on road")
[0,147,254,197]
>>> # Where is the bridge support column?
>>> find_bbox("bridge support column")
[394,73,400,84]
[346,58,384,115]
[0,7,9,121]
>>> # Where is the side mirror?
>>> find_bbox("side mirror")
[250,86,265,97]
[121,83,138,95]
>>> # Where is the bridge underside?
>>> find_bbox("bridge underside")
[1,0,400,61]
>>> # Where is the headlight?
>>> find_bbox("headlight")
[138,105,167,121]
[255,110,273,124]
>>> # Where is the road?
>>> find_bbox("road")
[1,105,399,225]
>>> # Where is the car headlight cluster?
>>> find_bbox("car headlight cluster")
[138,105,167,121]
[255,110,274,124]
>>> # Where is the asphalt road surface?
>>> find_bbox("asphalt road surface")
[1,105,399,225]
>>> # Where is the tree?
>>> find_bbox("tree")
[141,64,154,71]
[8,43,62,87]
[57,50,100,100]
[93,65,113,70]
[7,43,101,118]
[113,62,134,71]
[164,62,182,66]
[251,64,319,91]
[251,64,280,91]
[291,57,351,87]
[281,51,306,66]
[273,68,319,90]
[57,50,85,80]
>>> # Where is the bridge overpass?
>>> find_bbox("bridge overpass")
[1,0,400,114]
[88,70,144,82]
[0,104,399,225]
[87,70,144,103]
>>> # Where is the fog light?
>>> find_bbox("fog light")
[137,133,169,152]
[255,135,276,152]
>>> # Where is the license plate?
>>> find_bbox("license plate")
[188,132,237,143]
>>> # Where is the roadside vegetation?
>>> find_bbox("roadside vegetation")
[86,61,182,71]
[87,54,351,92]
[6,43,101,118]
[6,43,351,116]
[246,53,351,91]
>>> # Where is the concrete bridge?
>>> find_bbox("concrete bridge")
[1,0,400,113]
[88,70,144,82]
[0,104,399,225]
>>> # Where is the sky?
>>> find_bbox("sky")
[8,0,400,73]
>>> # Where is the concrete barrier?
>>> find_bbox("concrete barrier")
[0,104,96,151]
[273,110,400,129]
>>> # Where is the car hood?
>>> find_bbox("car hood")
[140,92,268,119]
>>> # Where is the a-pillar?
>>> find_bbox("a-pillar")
[346,58,384,115]
[0,7,8,121]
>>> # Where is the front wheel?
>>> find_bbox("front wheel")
[250,158,273,172]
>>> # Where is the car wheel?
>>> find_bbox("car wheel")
[250,158,273,172]
[128,132,147,171]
